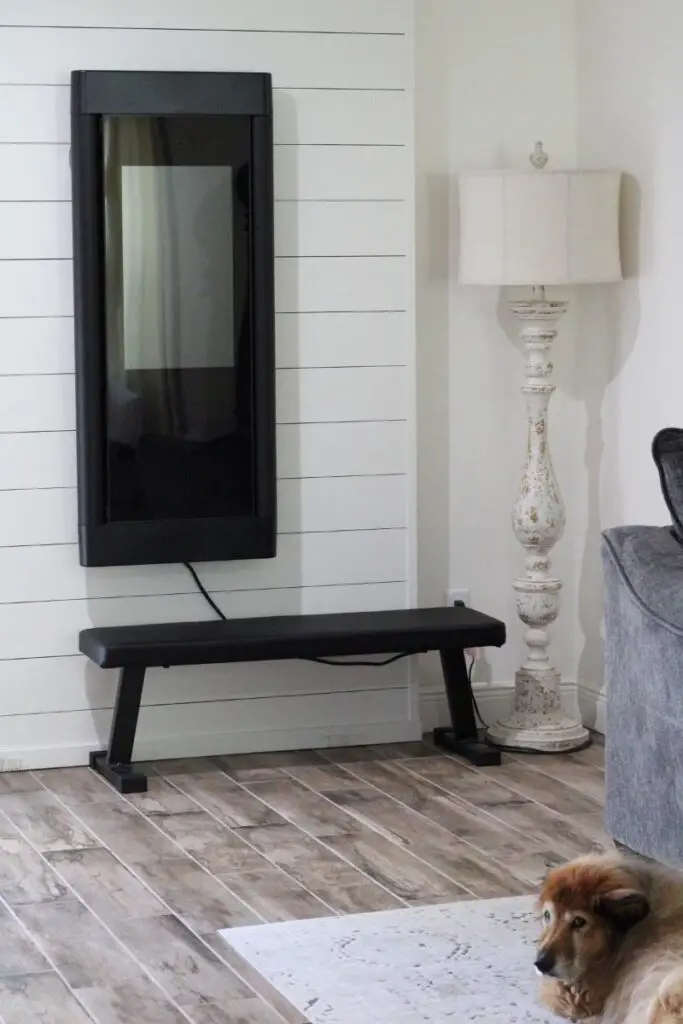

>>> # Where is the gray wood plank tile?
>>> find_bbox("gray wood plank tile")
[0,773,42,795]
[193,998,299,1023]
[217,867,332,922]
[486,800,608,860]
[234,824,401,912]
[339,760,557,883]
[132,856,260,933]
[116,913,252,1009]
[67,801,182,863]
[0,906,50,976]
[282,763,361,794]
[15,898,189,1023]
[243,779,362,837]
[165,774,287,828]
[327,786,530,897]
[0,833,69,907]
[210,937,313,1024]
[45,848,168,925]
[34,768,120,805]
[123,777,201,816]
[243,778,470,902]
[475,761,604,815]
[214,750,326,784]
[0,791,101,854]
[398,756,531,810]
[322,830,470,904]
[148,810,270,876]
[316,745,388,764]
[0,971,93,1023]
[508,755,606,803]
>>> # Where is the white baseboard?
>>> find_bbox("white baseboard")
[577,682,606,735]
[419,679,581,732]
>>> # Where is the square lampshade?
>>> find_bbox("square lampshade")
[458,169,622,286]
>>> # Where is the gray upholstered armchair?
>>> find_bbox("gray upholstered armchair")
[602,428,683,864]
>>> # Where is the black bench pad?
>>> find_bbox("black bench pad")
[80,606,505,669]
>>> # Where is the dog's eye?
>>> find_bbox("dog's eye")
[543,910,551,924]
[571,916,587,930]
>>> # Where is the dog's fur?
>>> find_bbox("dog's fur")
[536,852,683,1023]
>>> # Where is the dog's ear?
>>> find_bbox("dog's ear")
[594,888,649,932]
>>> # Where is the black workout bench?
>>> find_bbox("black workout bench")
[80,605,506,793]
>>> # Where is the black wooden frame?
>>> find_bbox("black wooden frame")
[70,70,277,567]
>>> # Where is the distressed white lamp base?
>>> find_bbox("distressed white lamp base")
[485,290,590,754]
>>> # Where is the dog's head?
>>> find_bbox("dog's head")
[535,857,650,983]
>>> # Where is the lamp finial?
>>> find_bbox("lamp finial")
[529,142,548,170]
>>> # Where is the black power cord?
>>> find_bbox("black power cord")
[183,562,228,621]
[183,561,411,667]
[183,563,487,701]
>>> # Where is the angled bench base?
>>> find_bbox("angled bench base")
[82,607,506,792]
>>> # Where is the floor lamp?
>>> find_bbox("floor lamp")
[458,144,622,753]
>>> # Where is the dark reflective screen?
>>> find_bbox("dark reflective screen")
[102,115,253,523]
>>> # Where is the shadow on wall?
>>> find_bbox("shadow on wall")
[574,174,641,709]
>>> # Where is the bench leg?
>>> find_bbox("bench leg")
[433,648,501,766]
[89,665,148,793]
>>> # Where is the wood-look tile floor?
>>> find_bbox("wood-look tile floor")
[0,738,608,1023]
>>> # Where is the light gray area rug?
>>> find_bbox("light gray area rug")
[220,896,559,1023]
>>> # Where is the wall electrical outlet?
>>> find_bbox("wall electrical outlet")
[446,588,470,608]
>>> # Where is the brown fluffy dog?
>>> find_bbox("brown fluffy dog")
[536,852,683,1023]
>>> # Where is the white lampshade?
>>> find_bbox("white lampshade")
[458,168,622,286]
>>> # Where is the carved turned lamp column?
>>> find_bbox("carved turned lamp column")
[458,145,622,752]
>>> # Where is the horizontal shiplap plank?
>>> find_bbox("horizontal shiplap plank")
[274,146,407,200]
[276,311,408,368]
[0,432,77,489]
[0,367,405,431]
[0,375,73,432]
[0,529,407,603]
[0,421,407,489]
[276,256,406,312]
[1,145,406,202]
[0,257,406,317]
[0,652,409,718]
[0,145,70,201]
[0,0,409,33]
[0,582,408,660]
[0,29,407,89]
[0,311,406,375]
[0,260,72,317]
[278,421,408,477]
[274,89,406,145]
[0,487,76,547]
[0,201,406,260]
[0,202,71,260]
[277,366,407,422]
[0,88,406,146]
[0,687,411,767]
[0,317,74,375]
[0,475,407,546]
[275,201,406,257]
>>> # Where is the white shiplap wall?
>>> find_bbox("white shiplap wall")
[0,0,417,768]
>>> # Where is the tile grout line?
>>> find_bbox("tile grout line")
[156,766,398,913]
